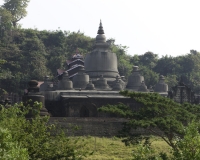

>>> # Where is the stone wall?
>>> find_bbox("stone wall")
[49,117,146,137]
[49,117,125,137]
[46,96,142,117]
[44,91,145,137]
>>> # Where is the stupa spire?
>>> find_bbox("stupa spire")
[97,20,104,34]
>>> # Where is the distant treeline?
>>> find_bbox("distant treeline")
[0,26,199,95]
[0,0,199,95]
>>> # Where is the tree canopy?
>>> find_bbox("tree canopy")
[2,0,30,27]
[0,10,199,96]
[99,91,200,150]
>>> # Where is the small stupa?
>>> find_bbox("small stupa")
[95,75,110,90]
[58,71,73,90]
[112,76,123,91]
[85,80,96,90]
[73,66,89,89]
[154,75,168,93]
[126,66,144,91]
[138,81,149,92]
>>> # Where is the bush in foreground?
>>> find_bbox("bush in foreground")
[0,102,87,160]
[0,127,29,160]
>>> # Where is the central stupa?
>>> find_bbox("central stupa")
[84,20,120,82]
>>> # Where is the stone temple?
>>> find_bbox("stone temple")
[84,20,120,83]
[35,20,169,117]
[20,21,200,136]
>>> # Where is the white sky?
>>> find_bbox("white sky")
[1,0,200,58]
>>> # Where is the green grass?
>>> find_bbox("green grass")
[75,136,171,160]
[150,137,171,155]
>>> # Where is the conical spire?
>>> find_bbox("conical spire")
[97,20,104,34]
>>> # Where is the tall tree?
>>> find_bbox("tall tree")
[139,66,159,88]
[2,0,30,27]
[112,44,132,79]
[153,55,178,76]
[99,91,200,150]
[138,51,158,69]
[0,7,13,29]
[65,32,94,58]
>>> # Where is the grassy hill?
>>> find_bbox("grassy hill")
[75,136,170,160]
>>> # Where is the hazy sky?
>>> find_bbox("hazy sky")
[1,0,200,57]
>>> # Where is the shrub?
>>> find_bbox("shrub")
[0,127,29,160]
[0,102,87,160]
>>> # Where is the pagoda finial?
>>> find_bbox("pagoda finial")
[97,19,104,34]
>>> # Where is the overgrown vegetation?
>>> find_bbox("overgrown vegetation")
[3,101,200,160]
[81,136,170,160]
[99,91,200,159]
[0,102,88,159]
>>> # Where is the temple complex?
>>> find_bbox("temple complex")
[21,21,200,136]
[36,21,170,117]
